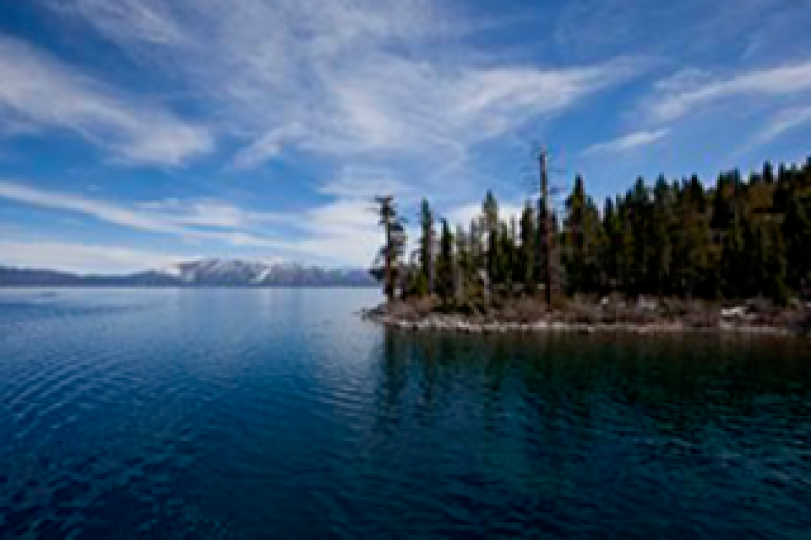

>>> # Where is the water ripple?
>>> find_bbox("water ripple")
[1,290,810,538]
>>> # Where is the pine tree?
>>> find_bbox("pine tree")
[371,196,407,302]
[617,178,652,295]
[371,156,809,305]
[618,197,636,294]
[563,175,587,294]
[600,197,621,293]
[470,218,483,275]
[721,210,745,298]
[765,225,789,305]
[783,191,811,291]
[671,179,709,297]
[483,191,501,288]
[418,198,435,295]
[436,220,455,304]
[498,222,515,292]
[487,220,499,287]
[519,202,536,294]
[455,224,472,300]
[711,172,734,230]
[763,161,775,185]
[774,164,792,213]
[482,190,499,233]
[650,175,673,294]
[563,175,603,294]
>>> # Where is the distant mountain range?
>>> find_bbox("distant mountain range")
[0,259,376,287]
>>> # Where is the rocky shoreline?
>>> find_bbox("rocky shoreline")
[361,298,811,337]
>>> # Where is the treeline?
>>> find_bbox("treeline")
[372,158,811,306]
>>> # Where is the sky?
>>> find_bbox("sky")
[1,0,811,273]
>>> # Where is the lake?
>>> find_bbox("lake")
[1,289,809,538]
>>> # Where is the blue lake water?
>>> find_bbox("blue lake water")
[1,289,810,538]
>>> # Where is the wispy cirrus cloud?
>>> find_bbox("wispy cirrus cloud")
[0,240,190,274]
[0,179,284,248]
[750,105,811,147]
[0,178,394,266]
[317,166,415,201]
[582,128,669,156]
[728,105,811,160]
[649,60,811,123]
[0,33,212,166]
[53,0,642,178]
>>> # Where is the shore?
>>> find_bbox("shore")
[362,297,811,337]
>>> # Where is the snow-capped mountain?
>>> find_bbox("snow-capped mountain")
[0,259,375,287]
[149,259,372,286]
[154,259,283,285]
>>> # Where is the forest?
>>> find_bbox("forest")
[371,158,811,309]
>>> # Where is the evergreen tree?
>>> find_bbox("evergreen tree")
[763,161,775,185]
[618,198,636,294]
[563,175,602,294]
[372,156,809,305]
[483,191,501,288]
[616,178,652,294]
[563,175,587,294]
[418,198,435,295]
[519,202,536,294]
[711,172,734,230]
[487,219,500,287]
[482,190,499,233]
[455,224,472,299]
[721,211,745,298]
[650,176,673,294]
[371,196,406,302]
[783,192,811,290]
[671,179,710,297]
[498,222,515,292]
[774,164,792,212]
[436,220,455,304]
[470,218,484,274]
[600,197,621,293]
[765,225,789,305]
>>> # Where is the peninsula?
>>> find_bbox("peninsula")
[365,156,811,336]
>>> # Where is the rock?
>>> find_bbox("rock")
[722,306,746,318]
[638,297,658,311]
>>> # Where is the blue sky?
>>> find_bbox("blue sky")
[1,0,810,273]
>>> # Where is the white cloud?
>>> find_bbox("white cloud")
[57,0,191,47]
[0,178,389,266]
[10,1,653,268]
[751,106,811,147]
[650,60,811,123]
[0,33,212,166]
[0,179,285,248]
[318,166,415,200]
[0,240,188,274]
[0,180,186,235]
[136,199,288,229]
[582,128,669,156]
[54,0,641,178]
[294,198,385,268]
[728,105,811,161]
[233,123,310,169]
